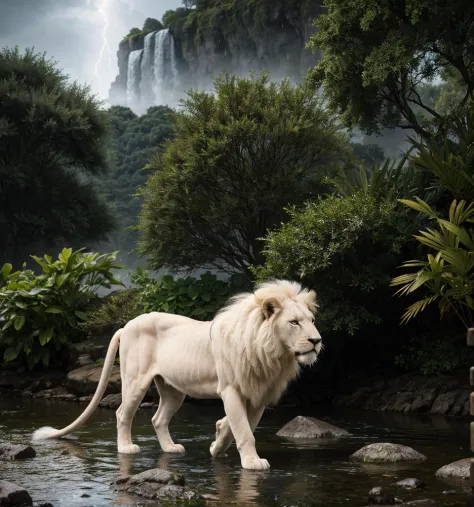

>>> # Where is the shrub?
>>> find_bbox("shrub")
[81,289,141,338]
[391,198,474,328]
[253,192,412,335]
[0,248,124,370]
[131,269,249,321]
[395,331,474,375]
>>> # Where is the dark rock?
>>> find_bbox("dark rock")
[155,485,201,501]
[368,486,396,505]
[33,387,72,400]
[140,402,159,409]
[435,458,470,480]
[0,479,33,506]
[351,443,427,463]
[65,364,121,395]
[34,504,54,507]
[80,493,90,498]
[394,478,425,489]
[430,392,459,415]
[405,501,439,506]
[67,338,110,368]
[276,416,350,438]
[99,393,122,410]
[410,388,439,413]
[113,468,200,501]
[0,443,36,460]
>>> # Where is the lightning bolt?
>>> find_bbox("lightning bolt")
[94,0,113,98]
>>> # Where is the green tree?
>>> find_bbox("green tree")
[308,0,474,140]
[142,17,163,33]
[99,105,174,259]
[137,73,350,275]
[0,47,115,265]
[253,192,412,335]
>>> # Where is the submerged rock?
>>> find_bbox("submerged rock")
[276,416,350,438]
[113,468,201,501]
[0,479,33,506]
[435,458,470,480]
[0,443,36,460]
[351,443,427,463]
[368,486,396,504]
[394,478,425,489]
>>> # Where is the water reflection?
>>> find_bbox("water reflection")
[0,397,470,507]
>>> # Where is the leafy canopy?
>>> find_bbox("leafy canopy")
[0,248,124,370]
[308,0,474,139]
[0,46,115,264]
[253,192,412,335]
[137,72,350,274]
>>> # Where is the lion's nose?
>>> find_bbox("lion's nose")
[308,337,322,346]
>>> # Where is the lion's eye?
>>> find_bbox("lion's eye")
[290,320,299,326]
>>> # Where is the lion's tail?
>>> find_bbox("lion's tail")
[32,329,122,442]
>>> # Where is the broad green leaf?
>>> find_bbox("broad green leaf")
[14,315,25,331]
[3,347,18,362]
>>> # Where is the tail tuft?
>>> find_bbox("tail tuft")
[32,426,59,441]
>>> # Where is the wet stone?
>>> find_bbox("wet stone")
[351,443,427,463]
[394,478,425,489]
[276,416,350,438]
[0,443,36,460]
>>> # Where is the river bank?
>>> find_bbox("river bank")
[0,363,470,418]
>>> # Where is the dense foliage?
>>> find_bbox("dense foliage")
[123,18,164,41]
[308,0,474,139]
[0,249,123,370]
[253,192,412,335]
[83,271,249,338]
[0,47,115,265]
[131,270,249,320]
[137,72,350,275]
[99,105,174,260]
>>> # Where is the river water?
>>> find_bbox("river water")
[0,396,470,506]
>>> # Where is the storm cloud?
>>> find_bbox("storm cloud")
[0,0,182,102]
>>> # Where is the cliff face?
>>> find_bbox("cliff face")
[109,0,322,111]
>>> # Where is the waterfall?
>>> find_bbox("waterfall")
[140,31,157,106]
[153,28,179,106]
[126,49,144,111]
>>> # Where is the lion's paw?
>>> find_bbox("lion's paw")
[162,443,185,454]
[241,456,270,471]
[118,444,141,454]
[210,440,228,458]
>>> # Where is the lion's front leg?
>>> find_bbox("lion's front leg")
[219,386,269,471]
[210,403,265,458]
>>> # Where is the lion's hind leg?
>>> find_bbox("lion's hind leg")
[152,376,186,453]
[116,374,153,454]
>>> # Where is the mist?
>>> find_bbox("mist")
[0,0,182,102]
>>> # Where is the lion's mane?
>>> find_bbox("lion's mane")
[211,280,317,407]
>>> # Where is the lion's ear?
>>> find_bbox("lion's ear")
[262,297,281,320]
[304,290,317,313]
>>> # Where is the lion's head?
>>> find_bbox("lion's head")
[254,280,322,366]
[213,280,322,406]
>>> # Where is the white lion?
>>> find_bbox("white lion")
[32,279,323,470]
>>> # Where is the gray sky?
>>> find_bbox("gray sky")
[0,0,182,102]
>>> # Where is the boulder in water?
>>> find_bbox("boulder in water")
[276,416,350,438]
[435,458,471,480]
[0,443,36,460]
[368,486,397,504]
[0,479,33,506]
[394,478,425,489]
[113,468,201,501]
[351,443,427,463]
